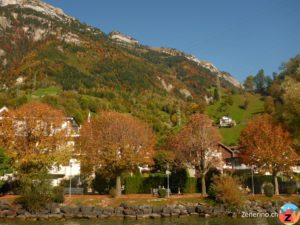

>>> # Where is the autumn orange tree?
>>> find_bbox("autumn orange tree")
[166,113,222,196]
[0,102,71,168]
[240,114,299,195]
[0,102,71,209]
[78,111,155,197]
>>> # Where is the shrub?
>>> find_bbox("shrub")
[16,167,53,212]
[158,188,167,198]
[208,183,216,200]
[286,185,296,196]
[263,182,274,197]
[210,175,245,207]
[109,188,117,198]
[52,186,64,203]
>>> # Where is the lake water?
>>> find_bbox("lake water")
[0,217,286,225]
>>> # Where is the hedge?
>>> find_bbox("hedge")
[124,171,199,194]
[182,177,197,193]
[124,174,167,194]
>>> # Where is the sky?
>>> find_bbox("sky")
[44,0,300,82]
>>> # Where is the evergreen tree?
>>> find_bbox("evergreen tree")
[243,75,254,92]
[254,69,266,93]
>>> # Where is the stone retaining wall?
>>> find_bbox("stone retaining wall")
[0,200,279,221]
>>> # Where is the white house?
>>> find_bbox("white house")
[0,106,81,186]
[219,116,236,128]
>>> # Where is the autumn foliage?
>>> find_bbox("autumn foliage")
[0,102,71,168]
[239,114,299,194]
[78,111,155,196]
[166,113,222,195]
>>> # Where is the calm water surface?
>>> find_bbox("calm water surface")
[0,217,287,225]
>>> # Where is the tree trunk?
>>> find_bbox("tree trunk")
[201,175,207,196]
[115,176,122,197]
[274,175,279,195]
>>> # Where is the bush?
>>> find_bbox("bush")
[208,183,216,200]
[286,185,296,196]
[109,188,117,198]
[52,186,64,203]
[158,188,167,198]
[263,182,274,197]
[210,175,245,207]
[16,166,53,212]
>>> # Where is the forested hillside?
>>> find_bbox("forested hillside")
[243,55,300,149]
[0,1,244,143]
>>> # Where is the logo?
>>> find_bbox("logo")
[279,203,300,225]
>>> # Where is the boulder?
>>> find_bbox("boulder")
[186,206,196,213]
[152,206,163,214]
[139,205,152,214]
[150,213,161,219]
[124,214,136,219]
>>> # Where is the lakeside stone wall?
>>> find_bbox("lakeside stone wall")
[0,200,279,221]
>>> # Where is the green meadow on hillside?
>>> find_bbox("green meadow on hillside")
[207,93,264,146]
[31,86,62,98]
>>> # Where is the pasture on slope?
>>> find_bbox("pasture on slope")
[207,93,264,146]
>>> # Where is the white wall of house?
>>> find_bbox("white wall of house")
[49,159,81,186]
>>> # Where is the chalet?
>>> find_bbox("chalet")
[217,143,250,170]
[187,143,249,177]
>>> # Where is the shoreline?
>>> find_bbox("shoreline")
[0,199,280,221]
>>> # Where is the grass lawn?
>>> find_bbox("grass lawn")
[207,93,264,145]
[1,194,299,207]
[64,194,209,207]
[30,86,61,99]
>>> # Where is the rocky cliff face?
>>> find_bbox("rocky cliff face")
[0,0,72,21]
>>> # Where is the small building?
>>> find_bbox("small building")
[218,143,250,170]
[219,116,236,128]
[186,143,248,177]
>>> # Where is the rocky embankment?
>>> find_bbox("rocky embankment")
[0,200,279,220]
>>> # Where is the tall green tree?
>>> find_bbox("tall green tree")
[254,69,266,93]
[244,75,254,92]
[213,88,220,101]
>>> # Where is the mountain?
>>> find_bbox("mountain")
[0,0,243,142]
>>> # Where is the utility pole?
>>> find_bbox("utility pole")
[69,160,73,198]
[166,163,170,198]
[251,165,255,196]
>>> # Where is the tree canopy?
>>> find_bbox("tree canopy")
[166,113,222,195]
[78,111,156,196]
[239,114,299,195]
[0,102,71,169]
